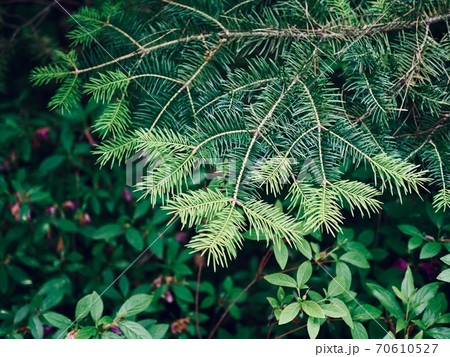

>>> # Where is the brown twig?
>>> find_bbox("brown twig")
[266,320,277,339]
[207,249,273,338]
[275,323,307,339]
[195,263,203,339]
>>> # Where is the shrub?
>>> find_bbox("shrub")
[1,0,449,339]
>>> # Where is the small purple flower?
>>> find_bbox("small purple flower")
[63,200,76,212]
[47,205,56,216]
[43,325,56,338]
[36,127,50,141]
[175,231,189,244]
[109,325,122,335]
[80,213,91,225]
[162,290,174,304]
[0,158,10,171]
[420,261,441,281]
[121,188,133,202]
[9,202,20,221]
[392,258,409,271]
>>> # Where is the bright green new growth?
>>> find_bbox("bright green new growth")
[31,0,450,268]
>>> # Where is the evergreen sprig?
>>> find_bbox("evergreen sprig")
[32,0,450,268]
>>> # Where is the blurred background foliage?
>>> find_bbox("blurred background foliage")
[0,0,449,339]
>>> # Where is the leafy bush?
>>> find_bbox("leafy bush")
[0,0,449,339]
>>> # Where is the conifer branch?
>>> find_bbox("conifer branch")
[162,0,230,36]
[149,41,224,132]
[195,77,277,115]
[232,78,298,204]
[32,0,450,267]
[71,35,209,74]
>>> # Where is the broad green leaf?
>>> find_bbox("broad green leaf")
[277,287,285,302]
[400,267,414,299]
[133,200,151,221]
[301,300,325,318]
[14,306,29,325]
[423,294,446,328]
[321,303,345,318]
[392,286,407,304]
[307,317,320,339]
[279,302,300,325]
[441,254,450,265]
[172,285,194,303]
[426,327,450,339]
[327,276,346,297]
[408,236,423,251]
[383,331,395,339]
[264,273,297,288]
[54,219,78,233]
[419,242,441,259]
[437,313,450,324]
[296,261,312,287]
[75,294,93,320]
[92,224,123,240]
[38,155,65,174]
[366,283,403,320]
[357,230,374,246]
[274,241,289,270]
[267,297,278,309]
[118,320,152,339]
[395,318,407,333]
[426,203,443,228]
[345,241,372,259]
[148,324,169,339]
[125,227,144,251]
[117,294,153,317]
[352,304,382,321]
[75,326,97,339]
[330,298,353,328]
[335,262,351,290]
[411,282,440,317]
[43,312,72,329]
[340,251,370,269]
[296,238,312,259]
[436,269,450,283]
[351,322,368,339]
[98,316,114,325]
[398,224,422,237]
[90,291,103,323]
[29,315,43,339]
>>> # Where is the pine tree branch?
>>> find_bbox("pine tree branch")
[221,13,450,40]
[285,126,318,157]
[429,140,447,192]
[362,72,386,113]
[299,80,328,184]
[161,0,230,36]
[195,77,277,115]
[74,12,145,51]
[71,35,209,74]
[192,129,255,154]
[223,0,253,15]
[149,41,224,132]
[232,77,299,204]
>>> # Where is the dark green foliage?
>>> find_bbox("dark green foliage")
[1,0,449,340]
